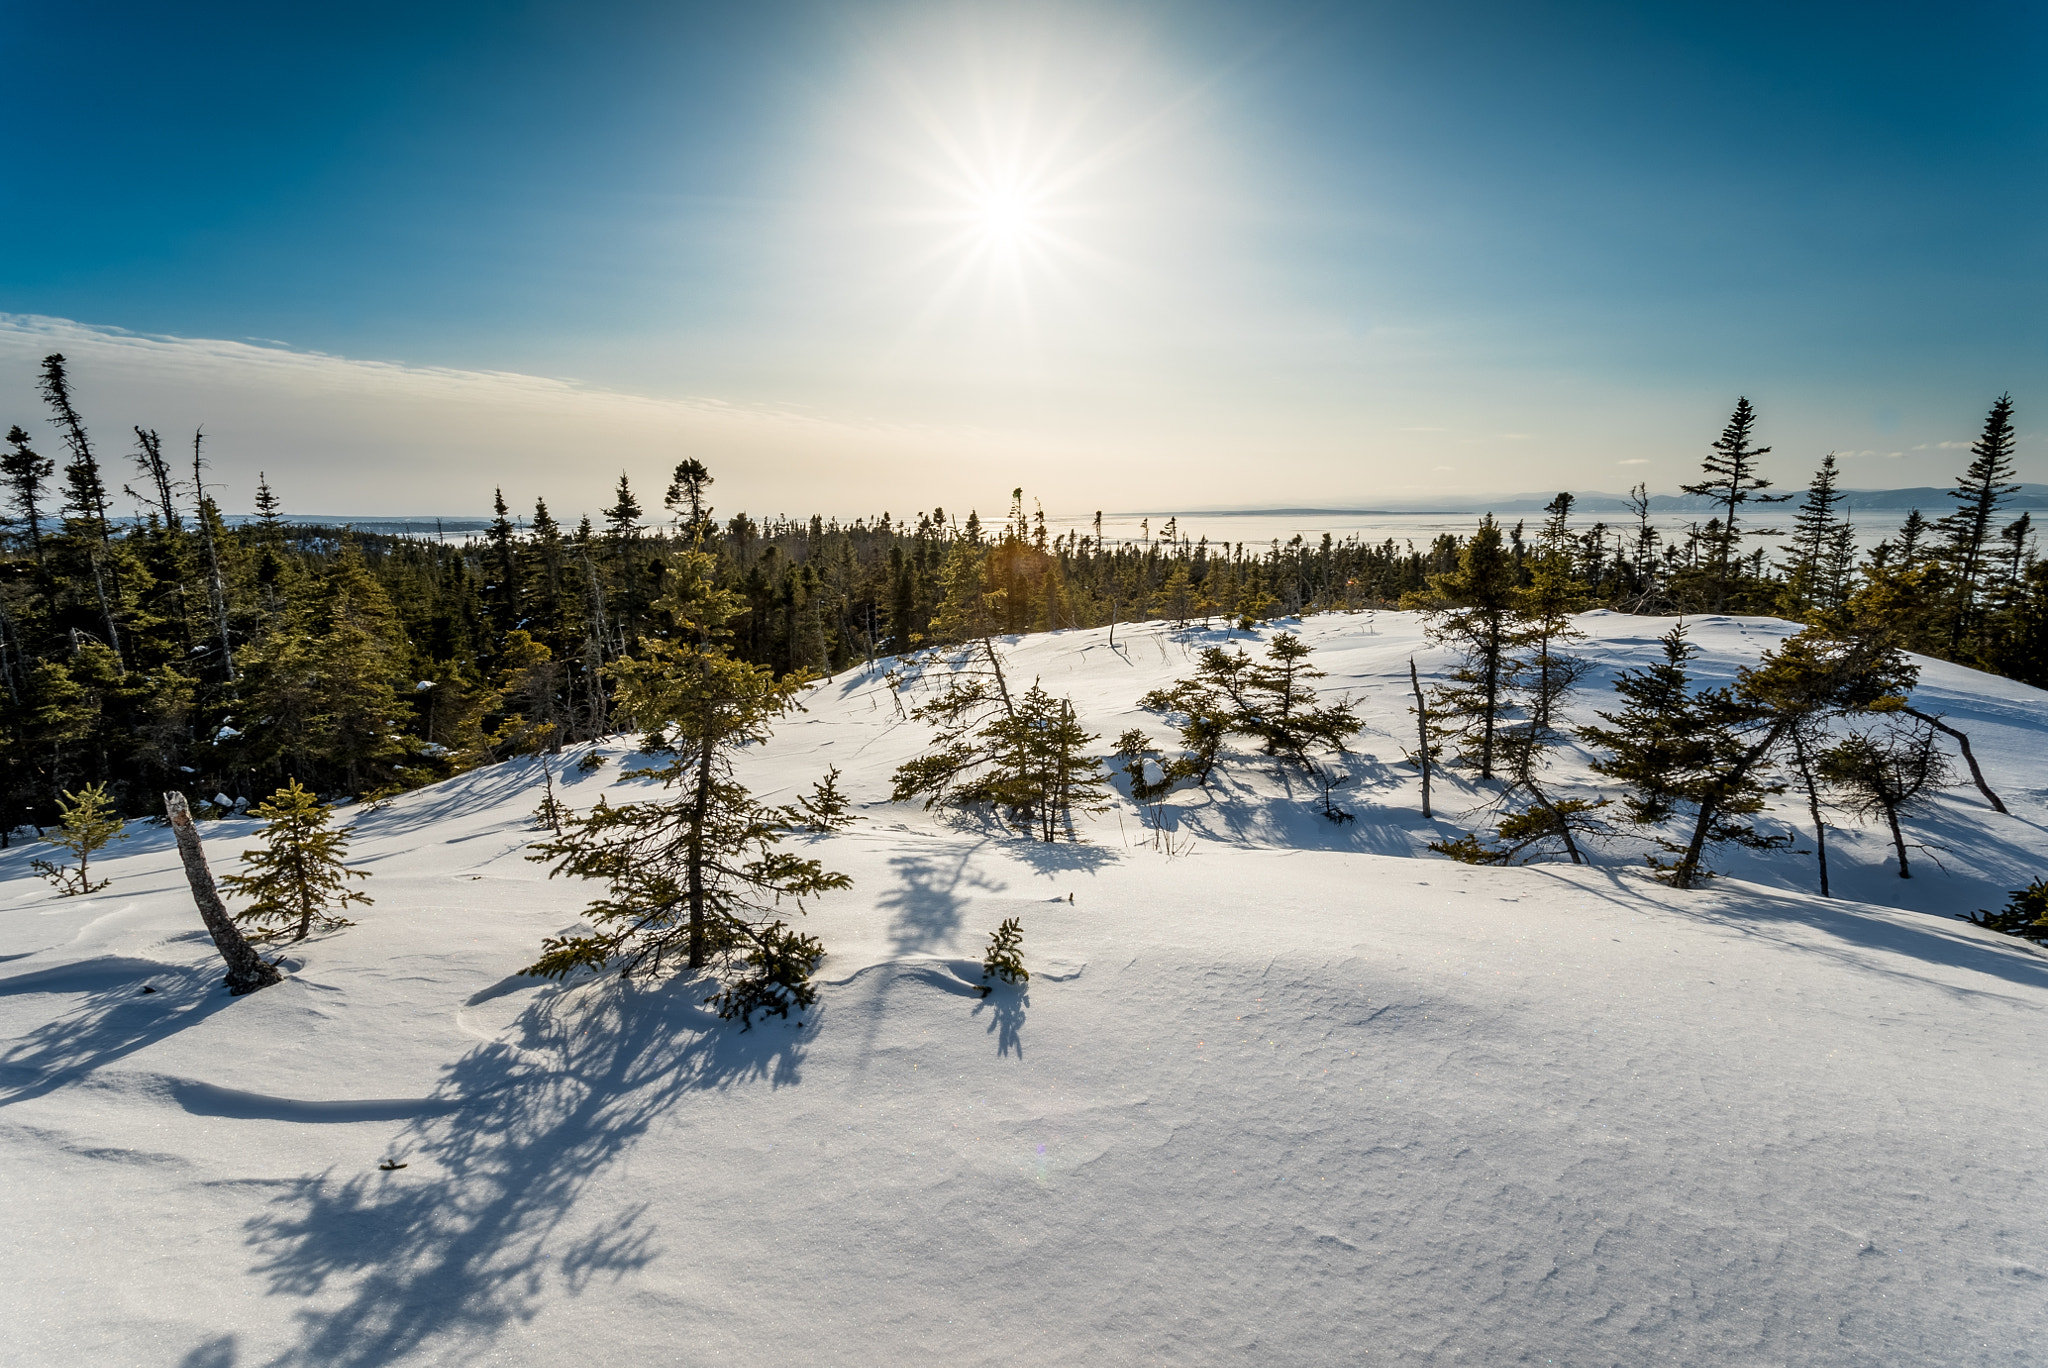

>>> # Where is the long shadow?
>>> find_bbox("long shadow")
[247,974,806,1368]
[876,844,1006,956]
[972,981,1029,1058]
[1520,865,2048,1000]
[0,957,238,1104]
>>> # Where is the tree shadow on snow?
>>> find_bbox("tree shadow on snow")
[244,975,808,1368]
[0,957,238,1105]
[972,982,1028,1058]
[1520,865,2048,1000]
[877,844,1007,956]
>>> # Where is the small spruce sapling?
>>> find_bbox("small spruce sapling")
[791,765,857,831]
[220,780,373,940]
[32,782,125,896]
[1959,878,2048,944]
[979,917,1028,996]
[534,759,571,834]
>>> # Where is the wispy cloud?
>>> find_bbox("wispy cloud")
[0,314,1059,517]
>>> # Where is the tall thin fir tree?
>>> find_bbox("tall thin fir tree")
[1935,394,2020,654]
[39,353,124,662]
[1680,397,1788,611]
[1778,453,1854,618]
[1,425,53,564]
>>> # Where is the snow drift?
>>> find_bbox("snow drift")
[3,612,2045,1366]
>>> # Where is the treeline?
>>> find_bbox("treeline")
[0,356,2040,834]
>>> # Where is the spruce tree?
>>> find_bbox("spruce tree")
[1405,515,1526,779]
[31,782,125,896]
[663,458,715,539]
[1778,453,1853,617]
[1935,394,2020,654]
[1585,623,1915,888]
[220,780,373,940]
[1138,633,1357,805]
[791,765,857,831]
[252,473,285,532]
[1959,878,2048,945]
[979,917,1028,994]
[524,547,849,1022]
[2,426,54,563]
[484,488,519,637]
[1679,397,1787,611]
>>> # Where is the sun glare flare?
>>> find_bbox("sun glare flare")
[973,185,1040,248]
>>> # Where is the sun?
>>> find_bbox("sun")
[972,185,1039,248]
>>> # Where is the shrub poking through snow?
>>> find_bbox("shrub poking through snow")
[1138,633,1360,808]
[575,749,609,774]
[1959,879,2048,944]
[32,782,125,896]
[979,918,1028,996]
[790,765,857,831]
[221,780,373,940]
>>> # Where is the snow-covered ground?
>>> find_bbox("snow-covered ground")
[3,612,2045,1366]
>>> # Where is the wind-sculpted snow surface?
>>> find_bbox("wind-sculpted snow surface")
[2,614,2045,1365]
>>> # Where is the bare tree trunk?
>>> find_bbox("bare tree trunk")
[1884,801,1911,878]
[1791,731,1830,898]
[1409,657,1433,819]
[1901,706,2007,814]
[164,792,281,995]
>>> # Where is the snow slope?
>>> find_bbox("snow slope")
[3,613,2045,1366]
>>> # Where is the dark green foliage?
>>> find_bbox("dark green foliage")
[1677,396,1789,611]
[1405,517,1527,779]
[894,676,1106,841]
[1583,622,1916,888]
[1818,716,1951,878]
[523,549,849,1013]
[704,923,825,1027]
[1429,800,1609,866]
[0,355,2041,841]
[979,917,1028,994]
[1138,633,1360,803]
[219,779,372,940]
[1959,879,2048,944]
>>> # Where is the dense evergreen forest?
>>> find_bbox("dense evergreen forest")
[1,355,2041,838]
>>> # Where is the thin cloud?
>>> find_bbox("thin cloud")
[0,313,1066,517]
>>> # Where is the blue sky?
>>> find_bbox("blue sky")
[1,0,2041,516]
